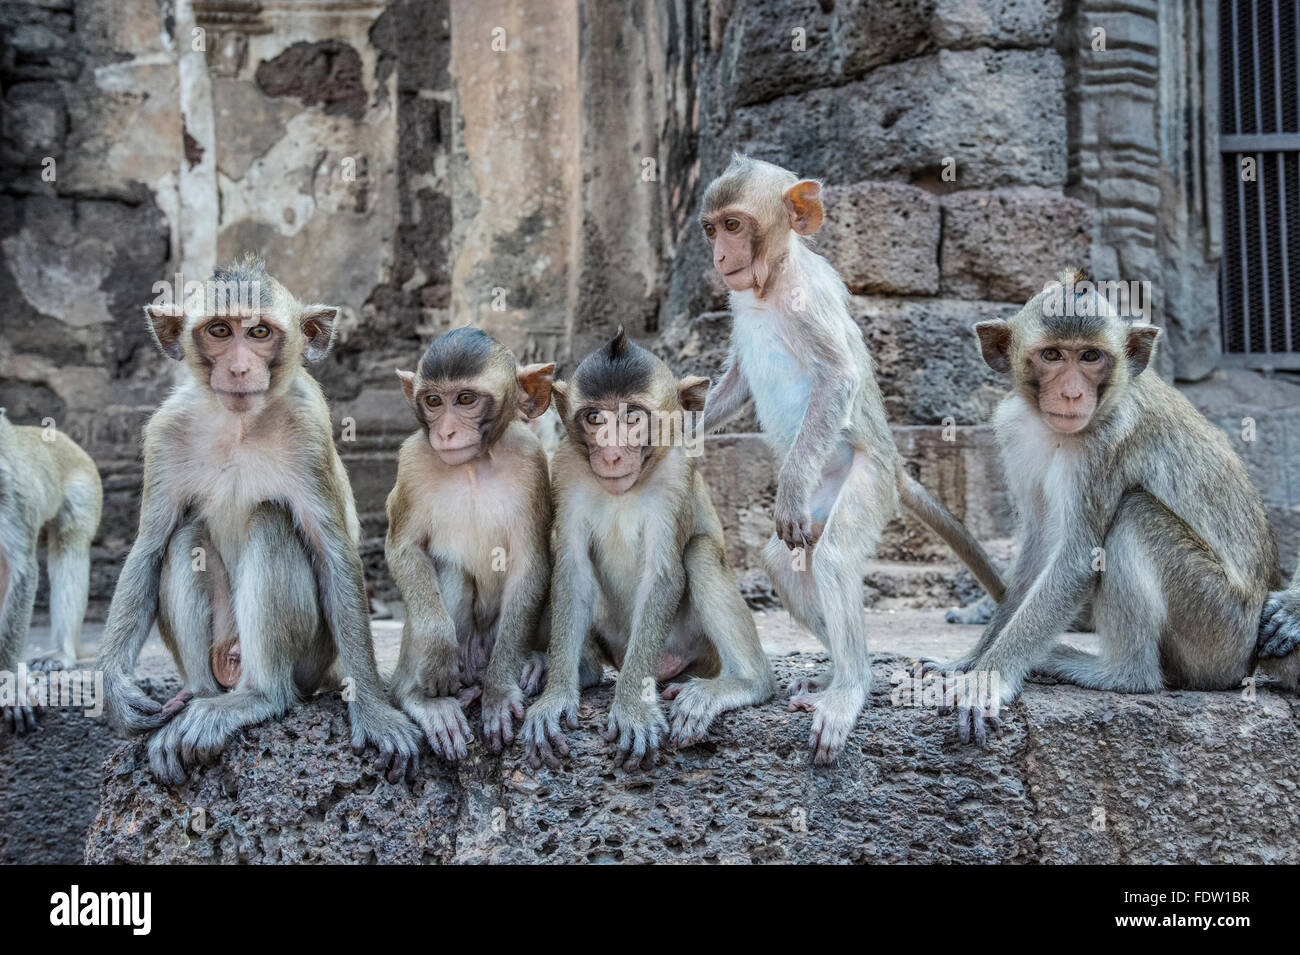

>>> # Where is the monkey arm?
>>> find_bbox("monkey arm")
[966,534,1098,703]
[99,484,183,733]
[385,528,460,698]
[774,357,858,546]
[520,519,594,768]
[700,359,751,434]
[300,490,420,771]
[482,539,548,700]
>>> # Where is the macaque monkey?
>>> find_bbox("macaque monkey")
[1259,546,1300,690]
[918,270,1291,744]
[0,413,102,733]
[98,255,420,783]
[520,330,774,771]
[698,154,1006,763]
[386,327,554,760]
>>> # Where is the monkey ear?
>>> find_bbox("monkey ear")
[974,320,1013,375]
[1126,324,1161,376]
[678,375,710,413]
[144,304,185,361]
[784,180,824,235]
[300,305,338,362]
[395,369,416,406]
[517,362,556,419]
[551,379,571,420]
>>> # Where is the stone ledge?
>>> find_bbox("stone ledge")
[83,655,1300,864]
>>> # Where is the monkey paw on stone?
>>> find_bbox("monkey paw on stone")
[145,699,232,785]
[349,699,422,783]
[403,693,471,762]
[665,679,721,748]
[520,691,580,769]
[103,672,181,735]
[481,684,525,754]
[604,698,668,771]
[789,686,865,766]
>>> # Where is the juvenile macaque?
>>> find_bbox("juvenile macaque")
[386,327,554,760]
[98,256,419,782]
[0,413,102,733]
[698,155,1005,763]
[919,270,1292,743]
[520,330,774,771]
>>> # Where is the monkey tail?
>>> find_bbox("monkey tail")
[895,467,1006,602]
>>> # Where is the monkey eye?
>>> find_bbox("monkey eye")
[724,218,741,233]
[424,394,442,408]
[703,223,716,239]
[1080,349,1101,363]
[1041,347,1063,362]
[583,410,604,427]
[208,322,232,339]
[247,324,271,340]
[625,408,647,427]
[455,392,477,406]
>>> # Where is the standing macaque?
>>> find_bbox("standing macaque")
[386,327,554,760]
[98,256,419,783]
[697,154,1005,763]
[520,330,774,771]
[918,270,1293,744]
[0,412,102,733]
[1259,546,1300,690]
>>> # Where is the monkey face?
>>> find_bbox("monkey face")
[577,403,653,494]
[703,213,759,292]
[1028,341,1114,433]
[197,316,283,414]
[416,382,497,465]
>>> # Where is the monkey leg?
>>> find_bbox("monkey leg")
[147,503,332,784]
[0,544,40,735]
[666,535,774,747]
[156,518,223,700]
[35,480,98,671]
[767,452,885,765]
[1038,492,1255,693]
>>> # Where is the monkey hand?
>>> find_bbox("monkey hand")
[520,690,579,769]
[666,678,721,748]
[604,696,667,772]
[401,693,471,762]
[518,652,547,697]
[102,671,177,735]
[2,678,39,735]
[1260,589,1300,659]
[774,482,817,550]
[481,683,526,754]
[348,698,422,783]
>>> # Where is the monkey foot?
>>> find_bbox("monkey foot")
[789,688,866,765]
[2,703,38,735]
[787,668,832,697]
[159,690,193,719]
[27,654,71,672]
[518,652,547,697]
[604,702,667,772]
[955,704,1003,748]
[666,680,722,748]
[211,638,242,689]
[457,684,482,708]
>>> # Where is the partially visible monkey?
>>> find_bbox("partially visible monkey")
[520,330,774,771]
[697,154,1005,763]
[0,411,102,733]
[98,256,420,782]
[917,270,1290,744]
[385,327,554,760]
[1259,545,1300,690]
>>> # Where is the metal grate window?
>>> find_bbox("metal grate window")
[1219,0,1300,368]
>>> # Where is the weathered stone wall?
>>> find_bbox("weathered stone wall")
[1,0,1294,621]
